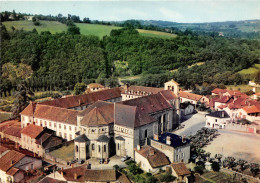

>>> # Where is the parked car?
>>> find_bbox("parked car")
[121,156,130,162]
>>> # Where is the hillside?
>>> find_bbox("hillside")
[3,20,177,39]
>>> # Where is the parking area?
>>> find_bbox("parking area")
[174,113,206,136]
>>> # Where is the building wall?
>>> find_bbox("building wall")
[0,170,16,183]
[180,97,197,105]
[21,134,44,156]
[205,116,230,129]
[115,139,126,157]
[134,151,154,172]
[150,140,190,163]
[14,156,42,171]
[75,141,90,160]
[13,171,24,183]
[181,105,194,116]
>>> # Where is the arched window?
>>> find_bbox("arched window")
[104,145,106,152]
[92,144,95,150]
[98,145,101,152]
[144,130,148,138]
[118,143,120,150]
[76,145,78,152]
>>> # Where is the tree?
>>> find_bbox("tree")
[237,159,248,171]
[249,163,259,177]
[194,165,204,175]
[255,71,260,84]
[215,154,223,163]
[12,82,34,119]
[211,162,220,172]
[73,82,86,95]
[67,25,80,35]
[158,173,175,183]
[223,157,236,169]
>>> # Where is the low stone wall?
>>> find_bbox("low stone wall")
[221,168,260,183]
[44,153,67,165]
[225,123,249,132]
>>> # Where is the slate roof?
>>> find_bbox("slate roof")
[0,150,25,172]
[21,124,44,139]
[179,91,202,101]
[97,135,110,142]
[39,87,122,109]
[135,145,170,168]
[115,136,125,141]
[171,163,191,176]
[74,134,89,142]
[157,133,190,148]
[206,111,230,118]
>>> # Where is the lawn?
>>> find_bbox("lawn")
[3,20,67,34]
[226,84,260,93]
[49,142,74,161]
[238,64,260,80]
[3,20,177,39]
[0,112,12,123]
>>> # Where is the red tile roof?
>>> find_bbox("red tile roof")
[0,145,9,155]
[0,150,25,172]
[3,126,22,138]
[171,163,191,176]
[135,145,170,168]
[38,177,66,183]
[39,87,122,109]
[87,83,104,88]
[21,104,79,125]
[123,85,164,95]
[179,91,202,101]
[160,90,177,100]
[212,88,227,94]
[21,124,44,139]
[79,101,114,127]
[215,96,231,103]
[242,105,260,114]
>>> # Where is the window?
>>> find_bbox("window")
[64,133,67,139]
[54,123,56,128]
[45,121,47,126]
[92,144,95,150]
[144,130,148,138]
[99,145,101,152]
[76,145,78,152]
[49,122,51,127]
[64,125,66,130]
[176,155,179,160]
[59,124,61,129]
[69,126,72,131]
[215,119,217,122]
[118,143,120,150]
[104,145,106,152]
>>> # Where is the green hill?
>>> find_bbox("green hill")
[3,20,177,39]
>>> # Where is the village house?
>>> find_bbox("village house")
[179,91,208,105]
[85,83,105,93]
[171,162,191,183]
[134,145,170,173]
[47,165,131,183]
[0,150,42,183]
[211,88,227,96]
[180,102,195,116]
[1,126,22,145]
[150,133,190,163]
[206,111,230,129]
[21,124,63,157]
[238,105,260,122]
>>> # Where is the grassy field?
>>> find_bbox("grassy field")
[49,142,74,161]
[0,112,12,123]
[238,64,260,80]
[3,20,177,39]
[3,20,67,34]
[226,84,260,93]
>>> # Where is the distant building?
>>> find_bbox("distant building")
[85,83,105,93]
[135,145,170,173]
[179,91,206,105]
[150,133,190,163]
[180,102,195,116]
[0,150,42,183]
[239,105,260,122]
[206,110,230,129]
[171,163,191,183]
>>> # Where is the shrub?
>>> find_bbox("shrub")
[194,165,204,175]
[158,173,176,183]
[125,160,136,165]
[211,162,220,172]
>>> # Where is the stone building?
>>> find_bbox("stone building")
[0,150,42,183]
[85,83,105,93]
[150,133,190,163]
[205,111,230,129]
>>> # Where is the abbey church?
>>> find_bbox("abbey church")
[20,80,180,160]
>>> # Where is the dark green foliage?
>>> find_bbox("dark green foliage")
[194,165,204,175]
[73,83,87,95]
[128,163,143,175]
[255,71,260,84]
[125,160,136,165]
[113,164,119,171]
[158,172,176,183]
[211,162,220,172]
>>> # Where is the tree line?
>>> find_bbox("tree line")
[1,24,259,97]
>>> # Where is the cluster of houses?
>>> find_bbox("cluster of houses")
[0,80,196,182]
[206,88,260,130]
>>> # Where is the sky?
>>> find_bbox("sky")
[1,1,260,23]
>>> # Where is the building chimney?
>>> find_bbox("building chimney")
[182,135,186,143]
[166,136,171,145]
[137,145,141,151]
[74,173,77,180]
[154,134,159,141]
[149,149,155,156]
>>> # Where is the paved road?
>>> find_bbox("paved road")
[173,113,206,136]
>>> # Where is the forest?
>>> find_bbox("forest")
[1,18,260,97]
